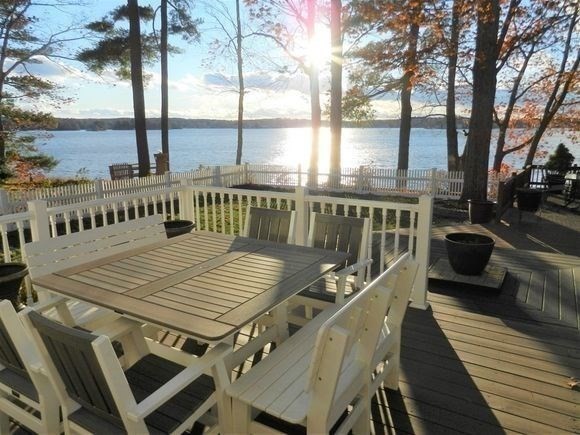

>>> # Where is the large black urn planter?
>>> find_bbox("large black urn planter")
[0,263,29,310]
[445,233,495,276]
[516,188,545,213]
[164,220,195,238]
[467,199,494,224]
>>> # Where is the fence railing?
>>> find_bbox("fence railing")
[1,164,496,215]
[495,166,532,222]
[1,184,433,310]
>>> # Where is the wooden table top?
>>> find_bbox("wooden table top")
[33,231,349,342]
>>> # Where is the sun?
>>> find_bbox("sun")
[306,25,331,69]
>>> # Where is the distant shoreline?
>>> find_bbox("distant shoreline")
[51,116,472,131]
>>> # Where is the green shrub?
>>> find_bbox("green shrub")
[545,143,575,173]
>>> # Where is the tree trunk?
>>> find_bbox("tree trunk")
[235,0,244,165]
[128,0,150,177]
[329,0,342,184]
[461,0,499,201]
[397,7,420,171]
[307,0,320,187]
[160,0,169,169]
[446,0,462,171]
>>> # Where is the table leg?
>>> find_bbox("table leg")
[271,302,290,345]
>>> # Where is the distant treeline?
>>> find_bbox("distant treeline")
[51,116,472,131]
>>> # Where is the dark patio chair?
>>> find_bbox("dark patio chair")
[243,207,296,244]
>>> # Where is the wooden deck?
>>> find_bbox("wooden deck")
[366,215,580,433]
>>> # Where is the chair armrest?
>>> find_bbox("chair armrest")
[28,295,69,313]
[93,317,144,341]
[333,259,373,278]
[128,342,231,421]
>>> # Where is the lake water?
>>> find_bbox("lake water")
[30,127,577,179]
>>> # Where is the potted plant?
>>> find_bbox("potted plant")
[164,219,195,238]
[467,199,494,224]
[0,263,29,310]
[516,187,545,212]
[445,233,495,275]
[544,143,575,192]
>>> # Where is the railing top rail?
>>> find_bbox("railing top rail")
[47,185,183,215]
[0,211,31,224]
[305,193,421,212]
[188,185,297,200]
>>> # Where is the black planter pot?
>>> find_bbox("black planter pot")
[0,263,29,310]
[516,188,545,212]
[467,200,494,224]
[164,220,195,238]
[445,233,495,276]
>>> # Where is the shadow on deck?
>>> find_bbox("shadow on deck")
[368,203,579,433]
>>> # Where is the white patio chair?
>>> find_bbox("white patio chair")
[243,207,296,244]
[0,300,60,434]
[289,213,372,325]
[23,214,167,329]
[226,253,418,434]
[22,307,231,434]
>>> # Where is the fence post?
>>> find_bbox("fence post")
[95,179,105,199]
[297,163,302,187]
[178,179,195,222]
[28,200,51,242]
[410,195,433,310]
[213,166,222,187]
[0,189,9,215]
[356,165,365,192]
[164,172,172,188]
[243,163,249,184]
[294,186,309,246]
[430,168,438,196]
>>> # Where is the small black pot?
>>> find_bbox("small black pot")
[516,188,545,212]
[445,233,495,276]
[0,263,29,310]
[164,220,195,238]
[467,200,494,224]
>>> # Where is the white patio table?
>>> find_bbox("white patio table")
[31,230,349,344]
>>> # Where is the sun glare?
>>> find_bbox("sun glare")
[278,128,331,174]
[306,25,331,68]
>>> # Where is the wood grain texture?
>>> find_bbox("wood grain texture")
[32,231,348,342]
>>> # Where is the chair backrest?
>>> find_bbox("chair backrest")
[24,215,166,279]
[24,309,127,428]
[307,213,370,265]
[243,207,296,244]
[0,301,31,379]
[305,253,417,424]
[109,163,133,180]
[0,300,60,433]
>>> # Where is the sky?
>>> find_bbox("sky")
[26,0,426,120]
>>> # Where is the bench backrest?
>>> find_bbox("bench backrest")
[306,253,417,423]
[24,215,166,278]
[109,163,133,180]
[243,207,296,244]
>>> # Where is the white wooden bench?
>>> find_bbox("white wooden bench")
[225,253,418,434]
[23,215,167,328]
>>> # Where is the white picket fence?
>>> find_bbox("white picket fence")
[0,164,481,215]
[0,184,433,310]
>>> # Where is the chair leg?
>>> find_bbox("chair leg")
[352,386,371,435]
[383,340,402,390]
[0,410,9,435]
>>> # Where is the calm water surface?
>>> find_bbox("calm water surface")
[31,127,577,179]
